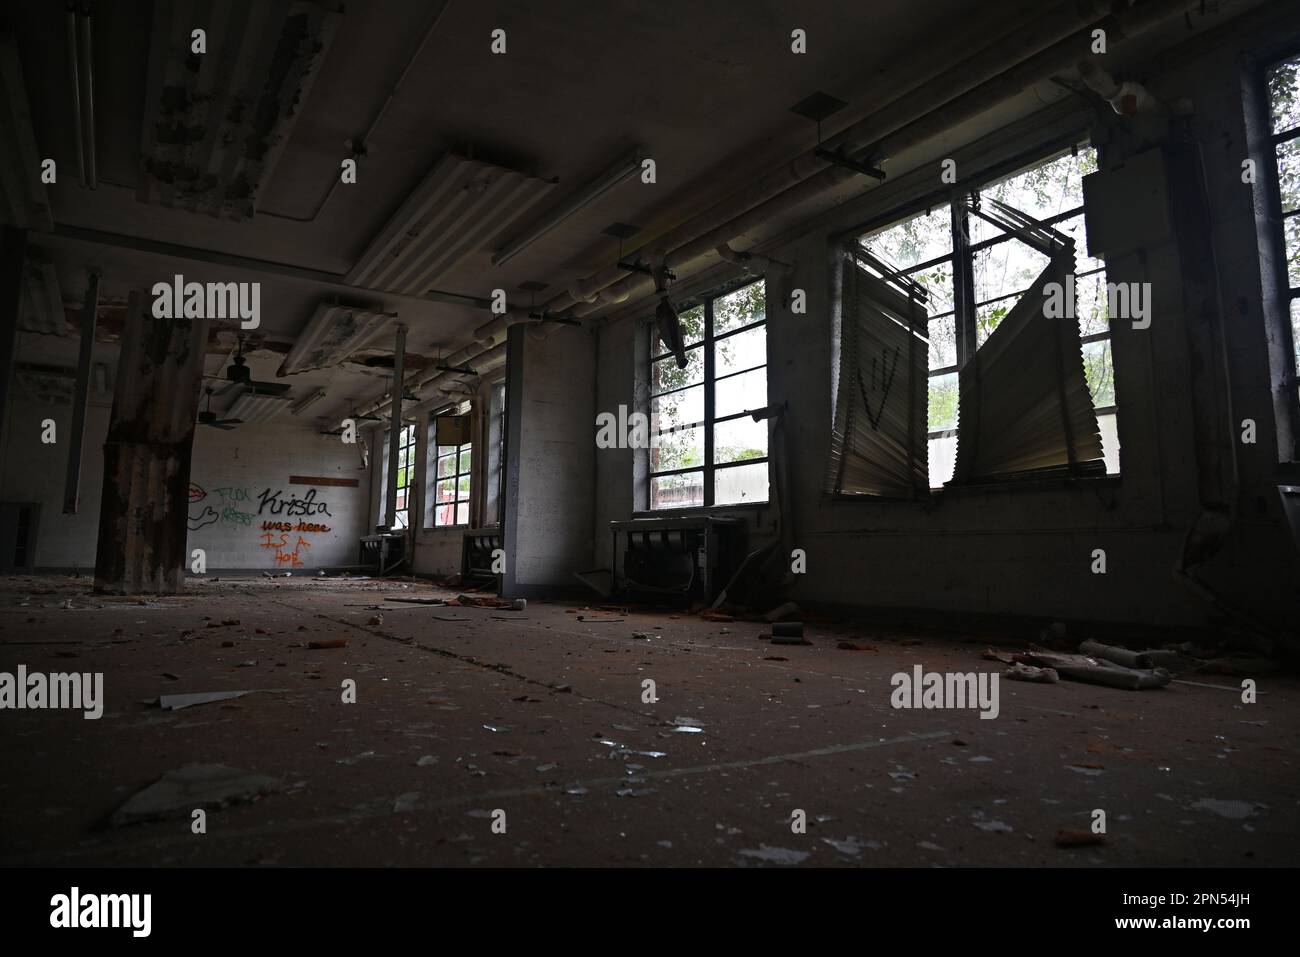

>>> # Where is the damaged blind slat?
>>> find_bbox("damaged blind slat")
[825,249,929,498]
[952,246,1104,482]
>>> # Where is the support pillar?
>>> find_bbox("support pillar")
[384,322,407,530]
[93,290,209,594]
[63,271,100,513]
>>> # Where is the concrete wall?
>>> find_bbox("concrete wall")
[186,422,368,571]
[589,16,1300,633]
[0,392,368,572]
[1,398,111,571]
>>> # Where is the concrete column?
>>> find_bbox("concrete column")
[384,322,407,530]
[0,228,29,461]
[63,271,100,513]
[93,290,210,594]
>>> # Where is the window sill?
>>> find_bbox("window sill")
[632,501,770,520]
[829,472,1121,503]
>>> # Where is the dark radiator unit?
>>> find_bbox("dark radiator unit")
[610,516,743,606]
[461,527,503,585]
[359,533,406,574]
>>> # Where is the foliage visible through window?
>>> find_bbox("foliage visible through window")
[434,436,471,527]
[1267,52,1300,410]
[859,146,1119,486]
[648,280,768,509]
[391,423,417,529]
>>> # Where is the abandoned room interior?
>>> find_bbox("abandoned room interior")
[2,0,1300,879]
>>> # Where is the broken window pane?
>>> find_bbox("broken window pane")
[1277,138,1300,215]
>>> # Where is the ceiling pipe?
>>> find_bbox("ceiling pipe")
[542,0,1116,317]
[357,341,507,420]
[493,148,645,266]
[462,0,1112,343]
[75,6,96,189]
[65,6,85,187]
[378,0,1204,410]
[572,0,1204,319]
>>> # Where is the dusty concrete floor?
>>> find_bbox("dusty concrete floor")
[0,575,1296,867]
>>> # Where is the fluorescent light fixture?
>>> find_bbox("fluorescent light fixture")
[347,153,555,294]
[0,32,53,229]
[291,388,327,415]
[493,148,644,267]
[228,392,292,424]
[279,302,394,375]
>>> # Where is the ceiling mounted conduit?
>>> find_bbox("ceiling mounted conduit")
[399,0,1213,415]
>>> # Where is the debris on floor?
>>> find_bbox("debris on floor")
[1003,662,1059,683]
[1055,829,1105,848]
[764,601,800,623]
[111,764,282,827]
[1013,647,1171,690]
[154,689,285,710]
[307,638,348,649]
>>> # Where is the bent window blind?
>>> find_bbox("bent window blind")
[826,249,929,498]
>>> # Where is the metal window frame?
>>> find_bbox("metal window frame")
[432,439,473,528]
[647,278,769,510]
[1264,53,1300,418]
[859,144,1117,475]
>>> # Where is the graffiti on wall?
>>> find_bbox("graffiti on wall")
[189,483,337,567]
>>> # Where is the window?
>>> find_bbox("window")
[1266,53,1300,419]
[858,145,1119,487]
[648,279,768,509]
[431,412,472,527]
[389,423,417,529]
[483,382,506,525]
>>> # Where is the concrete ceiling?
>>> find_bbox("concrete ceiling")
[4,0,1268,423]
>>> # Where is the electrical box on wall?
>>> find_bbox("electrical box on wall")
[1082,147,1172,259]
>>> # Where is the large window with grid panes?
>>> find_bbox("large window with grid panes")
[647,279,769,509]
[390,422,417,529]
[857,144,1119,487]
[1265,51,1300,440]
